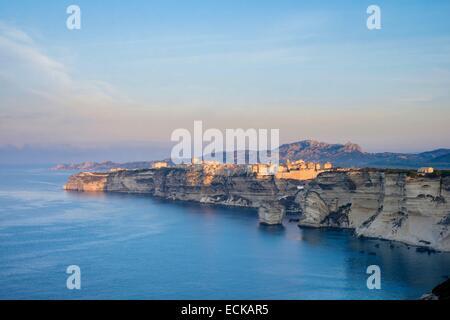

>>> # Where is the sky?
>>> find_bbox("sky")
[0,0,450,162]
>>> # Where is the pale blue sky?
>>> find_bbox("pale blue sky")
[0,0,450,154]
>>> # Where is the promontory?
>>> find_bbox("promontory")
[64,161,450,252]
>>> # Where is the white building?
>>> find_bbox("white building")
[418,167,434,174]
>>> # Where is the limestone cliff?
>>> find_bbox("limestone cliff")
[297,171,450,251]
[64,167,450,251]
[64,166,302,224]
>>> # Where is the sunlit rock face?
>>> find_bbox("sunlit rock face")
[64,172,109,192]
[64,170,156,193]
[298,171,450,251]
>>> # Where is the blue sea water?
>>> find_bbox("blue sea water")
[0,165,449,300]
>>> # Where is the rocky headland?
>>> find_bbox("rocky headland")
[297,170,450,252]
[64,165,450,252]
[64,164,303,225]
[52,159,173,171]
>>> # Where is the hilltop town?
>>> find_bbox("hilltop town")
[104,157,440,182]
[149,158,334,181]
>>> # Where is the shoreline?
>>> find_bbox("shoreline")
[63,164,450,252]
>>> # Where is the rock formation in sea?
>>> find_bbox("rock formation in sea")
[421,278,450,300]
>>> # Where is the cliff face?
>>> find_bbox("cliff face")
[64,167,450,251]
[64,166,302,224]
[297,171,450,251]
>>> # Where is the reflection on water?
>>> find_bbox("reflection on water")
[299,227,450,298]
[64,190,109,201]
[258,224,286,236]
[0,166,449,299]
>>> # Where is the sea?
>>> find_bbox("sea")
[0,165,449,299]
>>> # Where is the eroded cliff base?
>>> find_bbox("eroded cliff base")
[64,166,450,251]
[297,170,450,252]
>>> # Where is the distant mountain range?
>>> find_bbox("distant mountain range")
[278,140,450,169]
[52,140,450,171]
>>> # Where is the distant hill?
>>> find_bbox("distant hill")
[278,140,450,169]
[52,159,174,171]
[430,152,450,165]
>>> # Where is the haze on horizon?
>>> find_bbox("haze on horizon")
[1,0,450,163]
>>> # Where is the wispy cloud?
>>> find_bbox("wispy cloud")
[0,2,449,155]
[0,22,155,146]
[0,23,132,103]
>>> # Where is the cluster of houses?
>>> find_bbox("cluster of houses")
[146,159,437,181]
[150,157,334,181]
[251,159,333,180]
[152,161,169,169]
[417,167,434,174]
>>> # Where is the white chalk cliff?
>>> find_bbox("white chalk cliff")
[64,167,450,251]
[297,171,450,251]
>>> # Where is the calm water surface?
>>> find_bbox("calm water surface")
[0,165,449,299]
